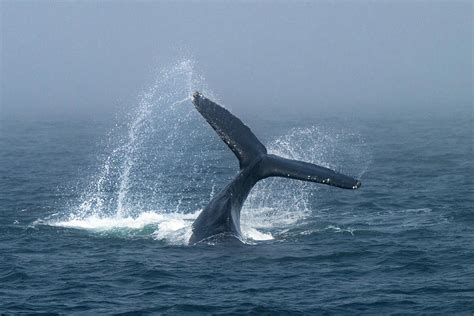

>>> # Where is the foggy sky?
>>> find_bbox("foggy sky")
[1,1,472,120]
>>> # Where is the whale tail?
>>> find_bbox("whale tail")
[192,92,361,190]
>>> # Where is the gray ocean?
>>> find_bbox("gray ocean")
[1,61,473,314]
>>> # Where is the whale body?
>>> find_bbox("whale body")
[189,92,361,244]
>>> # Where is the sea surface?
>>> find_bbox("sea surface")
[1,62,473,314]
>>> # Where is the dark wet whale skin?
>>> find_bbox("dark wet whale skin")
[189,157,261,244]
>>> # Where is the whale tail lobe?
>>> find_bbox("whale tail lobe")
[192,92,361,190]
[258,154,361,189]
[192,92,267,169]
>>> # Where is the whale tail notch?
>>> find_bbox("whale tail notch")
[192,91,361,190]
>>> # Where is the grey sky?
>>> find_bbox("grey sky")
[1,1,472,120]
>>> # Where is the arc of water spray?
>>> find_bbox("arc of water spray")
[115,60,200,217]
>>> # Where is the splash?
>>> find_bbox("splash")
[43,58,370,245]
[242,125,370,237]
[73,59,214,220]
[43,59,215,245]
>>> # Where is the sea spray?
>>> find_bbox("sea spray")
[72,59,215,221]
[46,59,369,245]
[242,125,370,237]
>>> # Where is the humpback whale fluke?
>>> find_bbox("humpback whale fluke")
[189,92,361,244]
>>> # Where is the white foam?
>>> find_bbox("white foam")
[45,211,194,245]
[241,225,274,241]
[50,212,165,230]
[46,208,276,245]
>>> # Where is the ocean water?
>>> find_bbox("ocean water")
[1,61,473,314]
